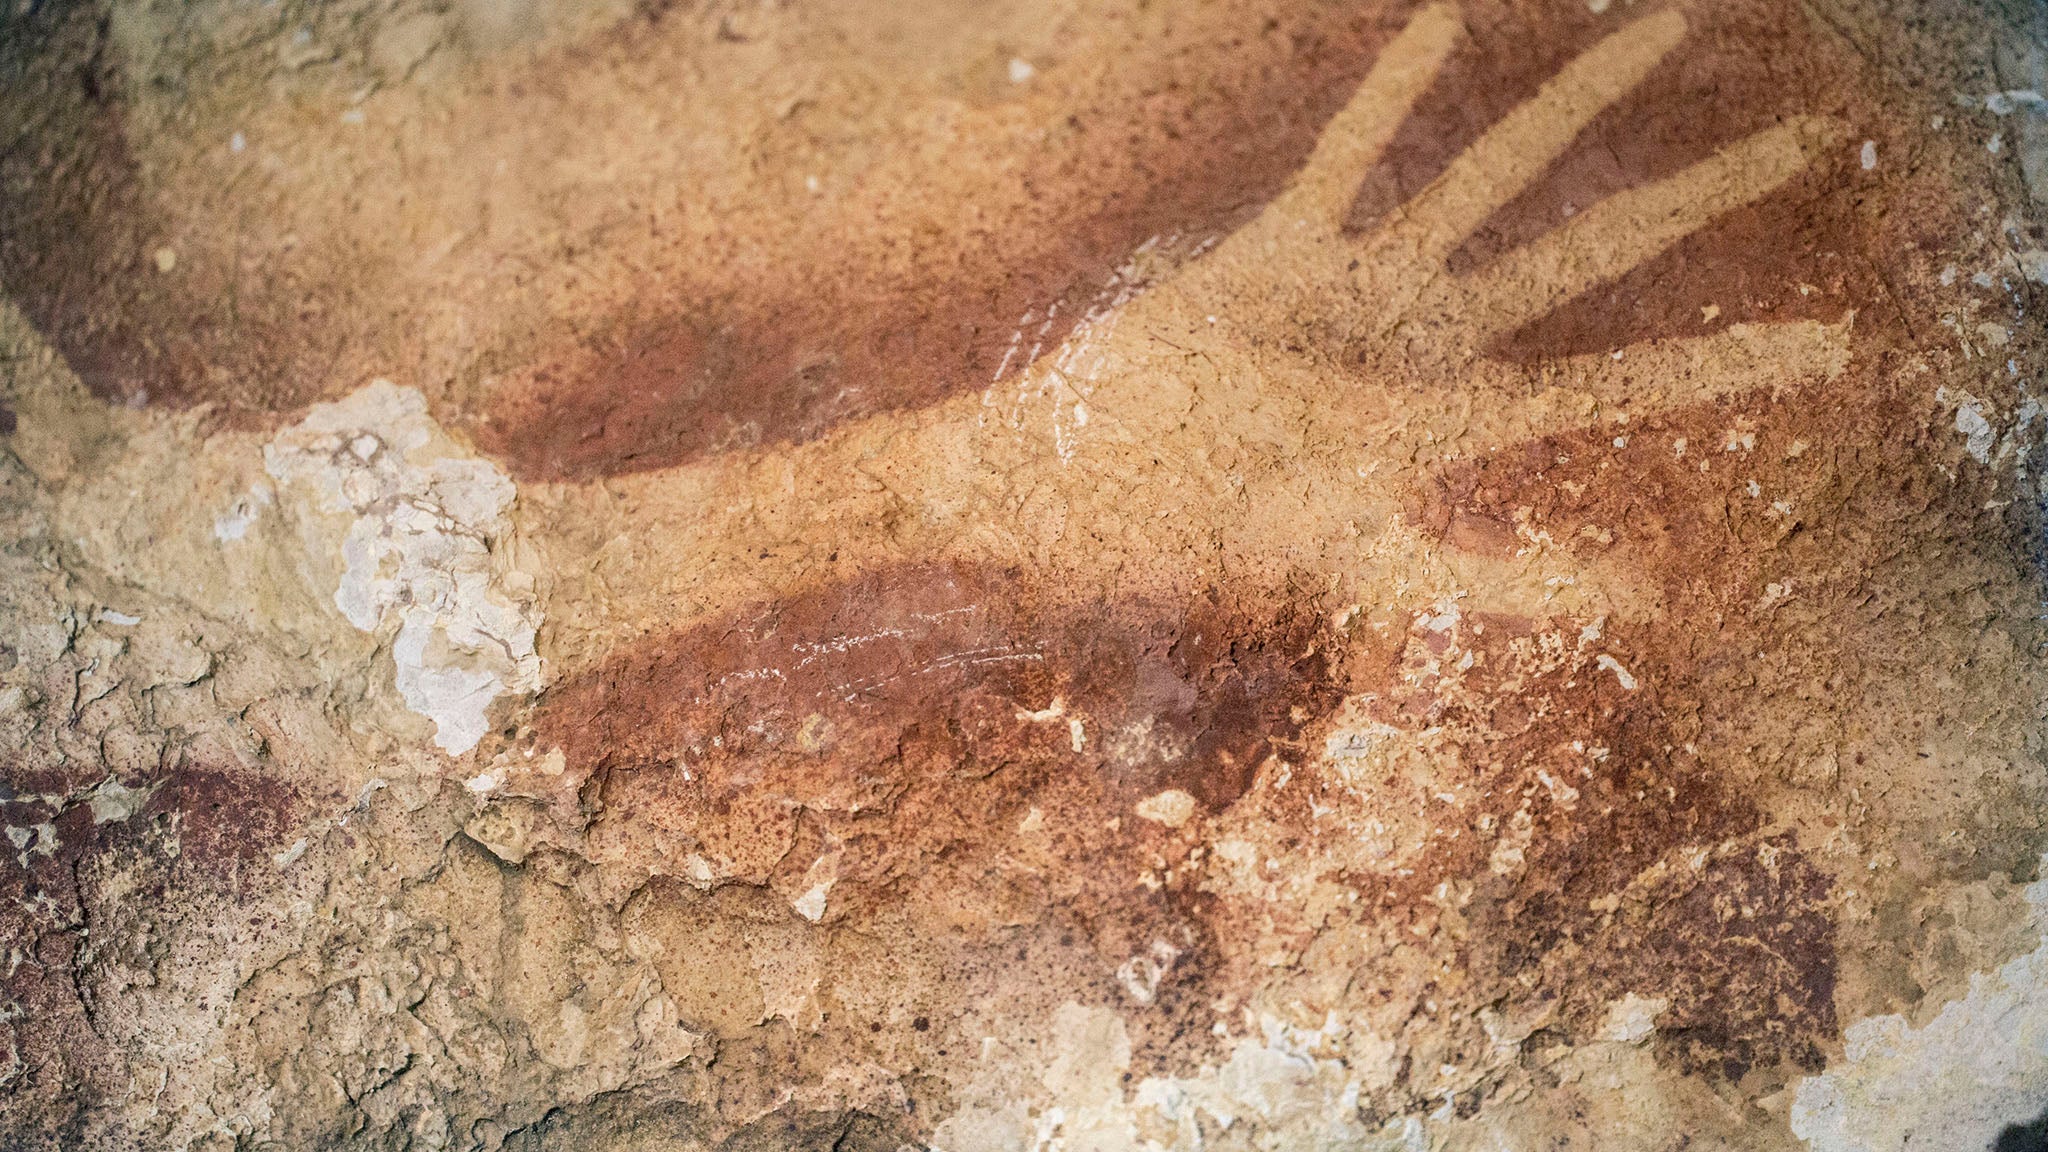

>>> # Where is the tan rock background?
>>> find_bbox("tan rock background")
[1,0,2046,1148]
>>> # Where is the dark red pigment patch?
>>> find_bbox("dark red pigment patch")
[486,0,1895,480]
[0,5,157,405]
[1279,609,1839,1078]
[539,564,1337,846]
[535,562,1838,1082]
[0,763,309,1137]
[1488,151,1889,362]
[1416,330,1943,620]
[1364,365,1972,1078]
[0,4,353,416]
[0,0,1433,451]
[1345,0,1895,362]
[527,562,1339,1045]
[1590,832,1837,1077]
[146,766,305,876]
[6,0,1899,469]
[1375,346,2024,1078]
[474,5,1431,481]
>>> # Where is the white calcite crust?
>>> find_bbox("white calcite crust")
[265,380,542,754]
[1792,858,2048,1152]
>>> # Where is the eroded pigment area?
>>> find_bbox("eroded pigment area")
[3,0,2048,1148]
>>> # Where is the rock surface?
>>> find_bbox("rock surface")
[1,0,2046,1148]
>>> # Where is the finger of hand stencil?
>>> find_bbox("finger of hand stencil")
[1370,10,1686,271]
[1462,117,1834,341]
[1262,4,1462,235]
[1459,318,1850,445]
